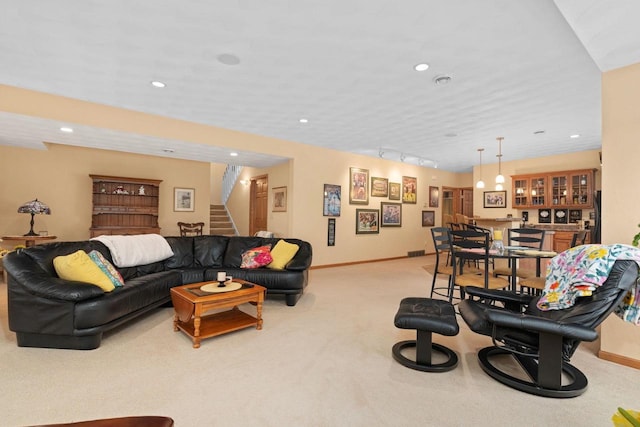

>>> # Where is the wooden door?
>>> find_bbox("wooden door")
[249,175,268,236]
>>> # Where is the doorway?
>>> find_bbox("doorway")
[442,187,473,225]
[249,175,268,236]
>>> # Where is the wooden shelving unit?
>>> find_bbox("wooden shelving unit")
[90,174,162,237]
[511,169,596,209]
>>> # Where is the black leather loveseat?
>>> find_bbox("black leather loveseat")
[4,235,312,350]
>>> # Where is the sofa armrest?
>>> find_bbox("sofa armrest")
[4,251,105,302]
[285,241,313,271]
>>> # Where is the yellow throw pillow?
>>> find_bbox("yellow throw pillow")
[53,250,116,292]
[267,240,300,270]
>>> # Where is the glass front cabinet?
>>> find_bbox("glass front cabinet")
[511,169,596,209]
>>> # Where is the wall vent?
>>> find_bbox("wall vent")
[407,250,425,257]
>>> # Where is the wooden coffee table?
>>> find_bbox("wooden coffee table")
[170,279,266,348]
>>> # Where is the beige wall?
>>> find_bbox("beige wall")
[0,144,210,246]
[600,62,640,363]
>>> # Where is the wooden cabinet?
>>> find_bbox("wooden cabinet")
[552,230,591,253]
[511,169,596,209]
[90,175,162,237]
[552,231,575,253]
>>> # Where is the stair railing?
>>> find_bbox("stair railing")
[220,164,242,235]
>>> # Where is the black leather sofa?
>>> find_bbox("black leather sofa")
[4,235,312,350]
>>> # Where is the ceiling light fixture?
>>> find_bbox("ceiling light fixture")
[230,152,239,157]
[414,63,429,71]
[433,75,452,85]
[570,134,580,139]
[60,127,73,133]
[299,118,308,123]
[476,148,485,189]
[217,53,241,66]
[162,148,175,153]
[378,147,438,168]
[151,81,166,88]
[495,136,505,190]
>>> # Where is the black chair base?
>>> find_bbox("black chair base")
[392,337,458,372]
[393,298,459,373]
[477,346,588,398]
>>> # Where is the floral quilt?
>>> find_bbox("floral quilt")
[536,244,640,325]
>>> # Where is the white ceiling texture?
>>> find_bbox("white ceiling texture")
[1,0,639,172]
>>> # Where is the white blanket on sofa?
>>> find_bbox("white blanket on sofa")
[91,234,174,268]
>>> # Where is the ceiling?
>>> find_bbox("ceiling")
[1,0,638,172]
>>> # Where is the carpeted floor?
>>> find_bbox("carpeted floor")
[1,256,639,426]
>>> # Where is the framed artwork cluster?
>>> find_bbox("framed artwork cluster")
[345,167,434,234]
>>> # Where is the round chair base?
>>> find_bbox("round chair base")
[478,346,588,398]
[392,340,458,372]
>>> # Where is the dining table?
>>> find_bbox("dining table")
[457,246,558,292]
[489,246,557,291]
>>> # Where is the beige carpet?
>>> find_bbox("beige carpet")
[1,257,639,426]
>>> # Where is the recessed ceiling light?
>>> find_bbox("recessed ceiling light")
[217,53,240,66]
[534,130,545,134]
[60,127,73,133]
[162,148,175,153]
[230,152,239,157]
[444,132,457,138]
[151,81,166,88]
[433,75,452,85]
[414,63,429,71]
[299,118,308,123]
[570,134,580,139]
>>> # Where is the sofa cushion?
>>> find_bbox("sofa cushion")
[73,270,181,329]
[164,236,194,269]
[223,237,265,268]
[88,250,125,288]
[267,240,300,270]
[23,241,112,277]
[53,250,115,292]
[240,245,273,269]
[194,235,229,267]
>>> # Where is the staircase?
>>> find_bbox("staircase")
[209,204,236,236]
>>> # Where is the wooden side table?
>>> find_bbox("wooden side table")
[2,235,57,248]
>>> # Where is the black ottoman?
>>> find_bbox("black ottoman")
[393,297,459,372]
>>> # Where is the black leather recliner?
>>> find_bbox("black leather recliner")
[459,259,638,398]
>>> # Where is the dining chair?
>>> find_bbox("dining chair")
[447,229,510,299]
[442,213,455,229]
[571,230,588,247]
[429,227,454,300]
[493,228,545,280]
[177,222,205,237]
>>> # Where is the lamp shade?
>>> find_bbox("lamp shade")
[18,199,51,236]
[18,199,51,215]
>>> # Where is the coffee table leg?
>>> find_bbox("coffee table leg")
[256,294,264,330]
[193,316,201,348]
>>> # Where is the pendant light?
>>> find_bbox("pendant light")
[495,136,505,190]
[476,148,485,189]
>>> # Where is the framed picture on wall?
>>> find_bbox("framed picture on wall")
[381,202,402,227]
[370,177,389,197]
[422,210,435,227]
[174,187,195,212]
[388,182,401,200]
[272,186,287,212]
[429,186,439,208]
[355,209,379,234]
[323,184,341,216]
[349,167,369,204]
[483,190,507,208]
[402,176,417,204]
